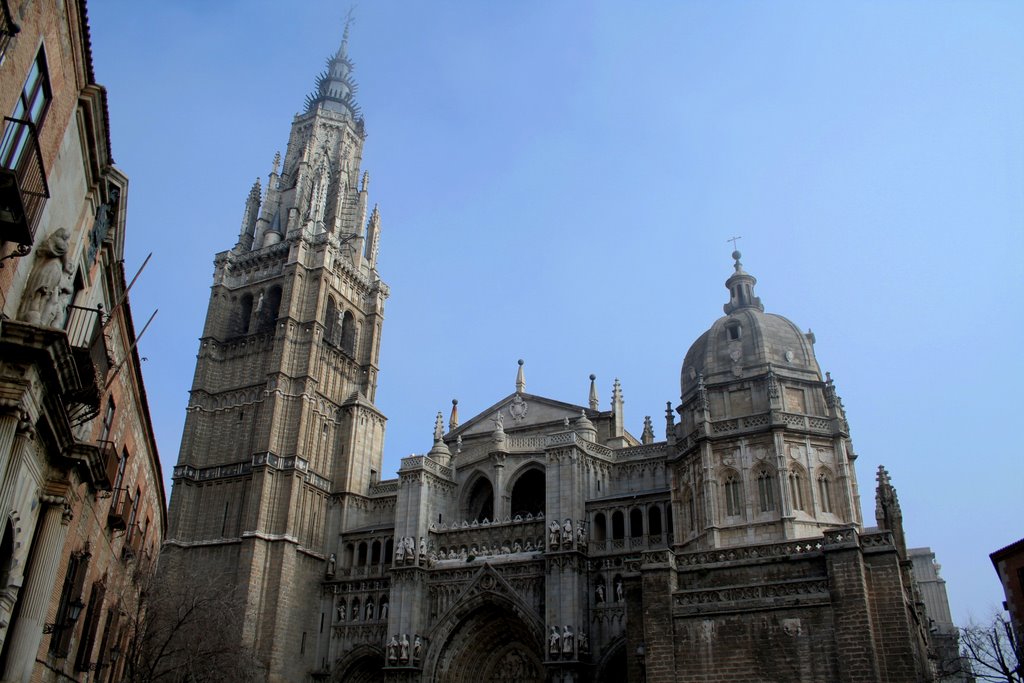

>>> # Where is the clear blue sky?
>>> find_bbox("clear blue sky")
[87,1,1023,627]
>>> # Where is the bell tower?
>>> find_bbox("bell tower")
[163,19,389,681]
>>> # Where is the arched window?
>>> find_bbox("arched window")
[510,468,545,517]
[647,506,662,536]
[788,468,805,511]
[257,285,282,332]
[341,310,356,355]
[342,543,354,567]
[629,508,643,538]
[757,469,776,513]
[324,297,339,346]
[370,539,381,565]
[611,511,625,539]
[818,472,833,513]
[723,473,742,517]
[238,293,253,335]
[464,475,494,523]
[384,538,394,564]
[593,513,607,542]
[357,542,367,566]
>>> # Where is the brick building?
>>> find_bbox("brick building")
[991,537,1024,648]
[164,23,948,683]
[0,1,164,681]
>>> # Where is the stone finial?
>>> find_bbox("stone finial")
[271,151,281,175]
[361,170,370,193]
[766,364,780,401]
[449,399,459,431]
[588,374,599,410]
[641,416,654,445]
[515,359,525,394]
[875,465,906,557]
[665,401,676,445]
[433,411,444,442]
[696,373,709,413]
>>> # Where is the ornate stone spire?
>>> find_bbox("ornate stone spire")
[237,178,262,250]
[875,465,906,557]
[588,374,599,410]
[723,250,764,315]
[665,401,676,445]
[428,410,451,464]
[641,416,654,445]
[304,11,362,121]
[515,359,525,394]
[449,399,459,431]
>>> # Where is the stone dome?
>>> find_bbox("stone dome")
[680,253,820,400]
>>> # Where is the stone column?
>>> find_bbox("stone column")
[0,423,34,654]
[1,498,71,683]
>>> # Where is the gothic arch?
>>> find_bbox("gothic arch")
[332,643,383,683]
[507,464,545,518]
[595,636,628,683]
[424,588,544,683]
[462,471,494,523]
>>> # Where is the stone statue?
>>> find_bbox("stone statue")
[399,633,410,663]
[395,536,406,563]
[615,579,624,602]
[576,523,585,545]
[562,518,573,545]
[326,553,336,577]
[419,536,427,561]
[548,520,560,549]
[513,541,522,553]
[562,625,574,655]
[336,599,346,622]
[548,626,560,655]
[365,599,374,620]
[404,536,416,563]
[492,412,504,431]
[380,601,389,619]
[351,601,359,621]
[413,634,423,661]
[387,635,399,664]
[579,631,589,654]
[18,228,72,327]
[595,584,605,603]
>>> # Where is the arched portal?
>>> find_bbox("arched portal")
[427,595,544,683]
[333,645,383,683]
[596,637,627,683]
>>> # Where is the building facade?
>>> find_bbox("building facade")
[165,28,945,683]
[0,1,165,681]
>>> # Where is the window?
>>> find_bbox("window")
[1,47,51,168]
[49,550,87,656]
[111,449,128,507]
[724,475,742,517]
[99,398,115,443]
[126,487,141,542]
[74,580,105,671]
[685,490,696,531]
[789,470,804,511]
[727,322,742,340]
[818,473,833,513]
[629,508,643,538]
[592,513,607,542]
[757,470,776,512]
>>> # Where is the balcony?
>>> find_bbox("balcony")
[107,488,131,531]
[0,117,49,249]
[63,304,109,427]
[66,438,117,491]
[0,1,19,66]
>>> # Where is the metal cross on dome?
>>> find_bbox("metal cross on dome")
[727,235,742,250]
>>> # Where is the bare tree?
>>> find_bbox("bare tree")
[955,613,1022,683]
[118,569,258,683]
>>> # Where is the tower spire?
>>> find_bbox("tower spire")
[304,10,362,121]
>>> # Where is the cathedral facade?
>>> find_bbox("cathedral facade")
[163,28,937,683]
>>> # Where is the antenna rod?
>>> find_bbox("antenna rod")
[105,308,158,389]
[108,252,152,322]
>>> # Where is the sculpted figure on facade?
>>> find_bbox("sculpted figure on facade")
[404,536,416,563]
[395,538,405,563]
[562,518,573,546]
[548,626,560,655]
[413,634,423,662]
[399,633,410,663]
[562,625,574,655]
[615,579,624,602]
[387,635,399,664]
[18,228,73,326]
[548,520,560,549]
[595,583,605,603]
[326,553,336,577]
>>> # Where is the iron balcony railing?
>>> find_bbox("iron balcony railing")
[63,303,109,427]
[0,116,49,246]
[0,0,19,62]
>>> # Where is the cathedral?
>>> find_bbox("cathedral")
[162,25,939,683]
